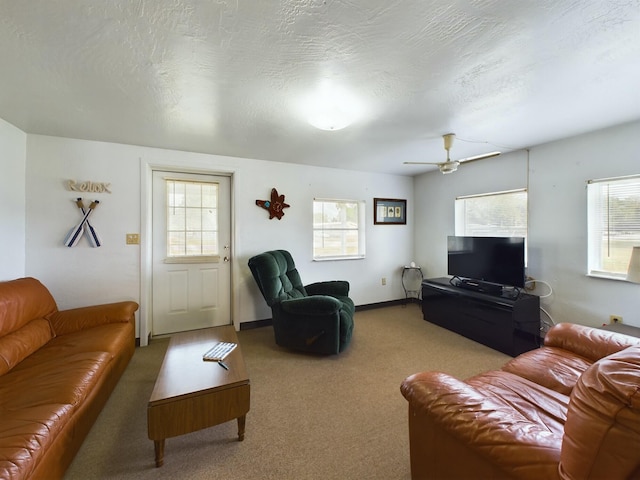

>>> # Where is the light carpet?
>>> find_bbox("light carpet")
[64,304,509,480]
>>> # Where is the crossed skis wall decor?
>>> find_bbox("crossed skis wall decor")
[64,198,102,247]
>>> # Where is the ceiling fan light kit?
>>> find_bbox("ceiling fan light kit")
[440,161,459,174]
[404,133,501,174]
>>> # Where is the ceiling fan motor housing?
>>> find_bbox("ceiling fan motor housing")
[443,133,456,152]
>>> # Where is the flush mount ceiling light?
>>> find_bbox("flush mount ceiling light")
[303,81,362,131]
[308,109,353,131]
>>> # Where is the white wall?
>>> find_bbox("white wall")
[414,120,640,329]
[414,150,529,276]
[25,134,413,335]
[25,137,141,309]
[0,118,26,280]
[18,121,640,334]
[527,121,640,329]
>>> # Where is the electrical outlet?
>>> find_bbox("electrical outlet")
[381,277,386,286]
[126,233,140,245]
[609,315,623,324]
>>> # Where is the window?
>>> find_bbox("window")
[313,199,365,260]
[455,189,528,238]
[165,179,219,259]
[587,175,640,279]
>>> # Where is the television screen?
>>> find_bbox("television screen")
[447,236,525,288]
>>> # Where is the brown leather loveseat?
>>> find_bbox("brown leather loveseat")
[401,323,640,479]
[0,277,138,480]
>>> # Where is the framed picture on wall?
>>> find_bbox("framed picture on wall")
[374,198,407,225]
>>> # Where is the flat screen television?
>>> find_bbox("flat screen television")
[447,236,526,289]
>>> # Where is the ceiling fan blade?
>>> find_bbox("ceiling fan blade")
[458,151,501,164]
[403,161,443,165]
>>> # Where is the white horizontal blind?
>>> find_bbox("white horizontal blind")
[587,175,640,277]
[313,199,365,260]
[455,189,527,238]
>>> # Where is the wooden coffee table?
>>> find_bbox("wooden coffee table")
[147,325,250,467]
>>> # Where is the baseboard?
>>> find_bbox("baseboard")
[135,299,415,340]
[356,298,416,310]
[240,318,273,330]
[239,299,412,331]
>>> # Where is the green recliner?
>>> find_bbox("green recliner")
[248,250,355,355]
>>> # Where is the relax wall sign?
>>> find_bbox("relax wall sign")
[67,180,112,193]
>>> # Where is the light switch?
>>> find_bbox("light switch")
[126,233,140,245]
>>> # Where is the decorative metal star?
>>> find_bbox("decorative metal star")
[255,188,290,220]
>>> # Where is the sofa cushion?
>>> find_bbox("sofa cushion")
[560,345,640,479]
[0,351,111,410]
[34,322,134,360]
[0,319,54,376]
[467,370,569,436]
[501,346,592,395]
[0,278,57,337]
[0,404,74,480]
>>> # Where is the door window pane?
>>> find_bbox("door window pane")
[166,179,219,257]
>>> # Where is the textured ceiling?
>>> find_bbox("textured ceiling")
[0,0,639,175]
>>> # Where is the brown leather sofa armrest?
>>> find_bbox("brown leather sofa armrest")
[544,323,640,362]
[401,371,562,479]
[47,301,139,336]
[560,346,640,479]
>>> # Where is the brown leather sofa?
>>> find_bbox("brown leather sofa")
[0,277,138,480]
[401,323,640,479]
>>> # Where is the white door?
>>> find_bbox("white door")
[152,171,231,335]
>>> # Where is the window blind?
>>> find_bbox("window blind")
[587,175,640,277]
[455,189,527,238]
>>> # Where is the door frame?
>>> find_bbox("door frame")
[139,159,236,346]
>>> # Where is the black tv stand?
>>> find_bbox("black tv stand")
[422,277,540,357]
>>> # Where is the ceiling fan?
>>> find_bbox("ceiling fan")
[404,133,501,174]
